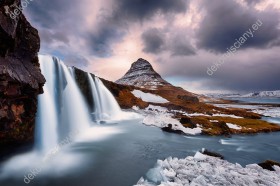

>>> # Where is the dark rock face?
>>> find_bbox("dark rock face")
[72,67,95,111]
[180,117,196,128]
[258,160,280,171]
[201,149,224,159]
[116,58,171,88]
[0,0,45,146]
[217,121,231,136]
[162,124,183,134]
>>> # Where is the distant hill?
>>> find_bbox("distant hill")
[241,90,280,98]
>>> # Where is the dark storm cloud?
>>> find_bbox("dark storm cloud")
[25,0,81,45]
[87,0,188,58]
[87,20,125,58]
[245,0,262,5]
[141,28,196,56]
[196,0,280,53]
[113,0,187,21]
[25,0,90,67]
[160,48,280,92]
[205,57,280,91]
[141,28,165,54]
[170,34,196,56]
[26,0,189,59]
[25,0,79,28]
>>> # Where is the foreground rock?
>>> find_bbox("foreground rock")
[258,160,280,171]
[0,0,45,147]
[136,152,280,186]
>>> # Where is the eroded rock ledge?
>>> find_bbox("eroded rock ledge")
[0,0,45,147]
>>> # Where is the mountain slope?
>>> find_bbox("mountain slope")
[116,58,171,89]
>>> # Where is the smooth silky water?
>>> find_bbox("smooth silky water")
[0,119,280,186]
[0,56,279,186]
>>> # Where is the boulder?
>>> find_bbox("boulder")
[258,160,280,171]
[201,149,224,159]
[162,124,183,134]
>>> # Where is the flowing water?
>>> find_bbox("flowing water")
[0,56,279,186]
[87,73,123,122]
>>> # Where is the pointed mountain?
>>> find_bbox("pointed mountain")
[116,58,171,89]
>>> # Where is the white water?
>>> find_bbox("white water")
[0,55,132,181]
[36,55,91,153]
[35,59,58,153]
[87,73,124,121]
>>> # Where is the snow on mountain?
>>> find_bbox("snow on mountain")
[241,90,280,98]
[116,58,171,89]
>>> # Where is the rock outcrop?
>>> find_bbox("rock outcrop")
[0,0,45,147]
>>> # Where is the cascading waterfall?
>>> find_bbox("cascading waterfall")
[0,55,133,180]
[35,55,91,153]
[35,59,58,153]
[87,73,123,121]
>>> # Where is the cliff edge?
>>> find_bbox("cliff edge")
[0,0,45,147]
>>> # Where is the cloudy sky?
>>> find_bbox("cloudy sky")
[24,0,280,94]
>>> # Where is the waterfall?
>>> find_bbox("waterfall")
[35,59,58,153]
[35,55,91,153]
[87,73,123,121]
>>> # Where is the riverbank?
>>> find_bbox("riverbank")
[132,103,280,136]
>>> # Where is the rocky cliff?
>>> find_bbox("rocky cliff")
[0,0,45,147]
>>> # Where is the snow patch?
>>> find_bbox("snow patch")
[142,105,202,135]
[226,123,242,130]
[132,90,169,103]
[210,120,219,122]
[132,106,140,111]
[213,113,243,118]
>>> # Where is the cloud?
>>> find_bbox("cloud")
[245,0,262,5]
[64,54,90,68]
[87,0,189,58]
[23,0,280,92]
[160,47,280,92]
[169,34,196,56]
[196,0,280,53]
[113,0,188,21]
[141,28,196,56]
[87,18,126,58]
[141,28,165,54]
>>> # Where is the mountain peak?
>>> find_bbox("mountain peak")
[116,58,171,89]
